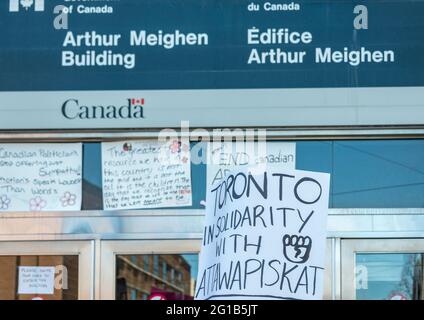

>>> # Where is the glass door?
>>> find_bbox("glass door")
[100,240,201,300]
[0,241,93,300]
[341,239,424,300]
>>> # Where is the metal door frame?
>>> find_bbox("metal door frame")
[0,240,95,300]
[340,238,424,299]
[99,239,201,300]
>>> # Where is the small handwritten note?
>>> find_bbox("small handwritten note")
[102,140,192,210]
[207,141,296,189]
[0,143,82,212]
[18,267,55,295]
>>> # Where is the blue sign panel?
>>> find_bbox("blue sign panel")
[0,0,423,91]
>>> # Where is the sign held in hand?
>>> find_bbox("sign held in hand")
[195,168,330,300]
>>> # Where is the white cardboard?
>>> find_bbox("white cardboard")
[196,167,330,300]
[206,141,296,189]
[0,143,82,212]
[18,267,56,295]
[102,140,192,210]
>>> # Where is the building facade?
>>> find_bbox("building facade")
[0,0,423,300]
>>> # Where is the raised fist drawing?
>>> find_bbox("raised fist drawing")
[282,234,312,264]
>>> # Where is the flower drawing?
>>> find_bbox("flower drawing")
[61,192,77,207]
[0,195,11,210]
[123,142,132,152]
[170,140,182,154]
[29,197,47,211]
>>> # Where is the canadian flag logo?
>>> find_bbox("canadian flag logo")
[9,0,44,12]
[131,98,145,106]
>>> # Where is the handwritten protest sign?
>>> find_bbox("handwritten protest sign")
[0,143,82,212]
[195,168,330,300]
[207,142,295,189]
[102,140,192,210]
[18,267,55,295]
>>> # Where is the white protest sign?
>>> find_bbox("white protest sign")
[0,143,82,212]
[18,267,56,295]
[195,168,330,300]
[207,142,295,189]
[102,140,192,210]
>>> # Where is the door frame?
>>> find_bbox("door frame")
[340,238,424,299]
[99,239,201,300]
[0,240,94,300]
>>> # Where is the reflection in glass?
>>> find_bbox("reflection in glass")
[333,140,424,208]
[296,139,424,208]
[82,143,103,210]
[356,253,423,300]
[116,254,198,300]
[81,140,424,210]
